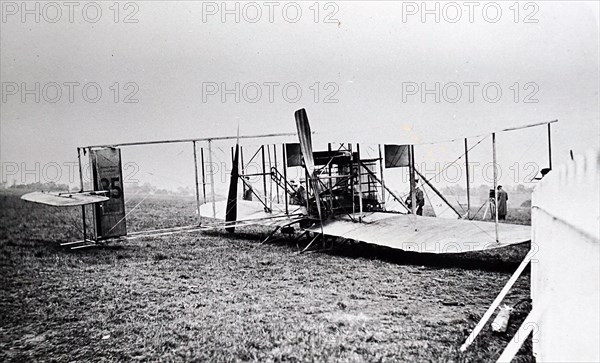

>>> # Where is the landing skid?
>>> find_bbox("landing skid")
[261,219,305,244]
[300,232,324,253]
[59,239,98,250]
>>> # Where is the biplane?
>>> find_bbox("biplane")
[21,109,556,252]
[196,108,553,254]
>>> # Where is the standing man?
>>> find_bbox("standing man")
[296,179,307,206]
[497,185,508,220]
[243,177,253,201]
[488,188,496,220]
[405,179,425,216]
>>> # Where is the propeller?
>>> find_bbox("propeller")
[225,124,240,232]
[294,108,323,223]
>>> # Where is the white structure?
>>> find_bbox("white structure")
[530,150,600,362]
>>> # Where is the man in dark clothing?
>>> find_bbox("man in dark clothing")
[243,177,253,201]
[497,185,508,220]
[405,179,425,216]
[290,180,306,205]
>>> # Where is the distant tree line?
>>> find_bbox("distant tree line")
[0,181,70,191]
[123,182,194,196]
[440,184,534,197]
[0,181,194,196]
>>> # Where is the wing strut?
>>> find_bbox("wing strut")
[414,168,462,218]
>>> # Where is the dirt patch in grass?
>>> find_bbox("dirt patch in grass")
[1,191,533,362]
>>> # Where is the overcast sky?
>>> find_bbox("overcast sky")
[1,1,598,190]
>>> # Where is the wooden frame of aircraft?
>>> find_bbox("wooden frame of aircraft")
[21,109,556,252]
[199,109,556,254]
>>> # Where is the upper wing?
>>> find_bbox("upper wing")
[21,191,109,207]
[307,212,530,254]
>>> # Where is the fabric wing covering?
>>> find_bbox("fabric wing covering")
[200,200,307,227]
[21,191,109,207]
[306,212,530,254]
[202,201,530,254]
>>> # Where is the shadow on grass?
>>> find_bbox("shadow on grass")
[129,223,531,273]
[201,224,531,273]
[21,221,529,274]
[323,241,530,273]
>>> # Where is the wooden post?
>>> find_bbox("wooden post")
[327,143,333,190]
[208,140,216,218]
[464,138,471,219]
[282,144,288,215]
[77,147,87,241]
[261,145,267,202]
[357,143,363,220]
[328,143,333,214]
[273,144,279,204]
[240,146,246,198]
[378,144,386,210]
[349,143,355,216]
[547,123,553,170]
[200,147,206,203]
[192,141,201,225]
[267,144,273,209]
[409,145,416,215]
[492,133,499,243]
[378,144,385,210]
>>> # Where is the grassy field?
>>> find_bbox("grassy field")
[1,190,533,362]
